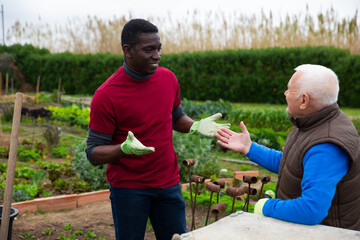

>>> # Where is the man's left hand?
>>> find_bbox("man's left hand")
[254,190,275,215]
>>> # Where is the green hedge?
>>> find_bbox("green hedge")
[1,44,359,107]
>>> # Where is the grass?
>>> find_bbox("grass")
[6,7,360,54]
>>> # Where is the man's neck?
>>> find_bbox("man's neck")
[123,59,150,81]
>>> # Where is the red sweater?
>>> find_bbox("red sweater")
[89,66,181,188]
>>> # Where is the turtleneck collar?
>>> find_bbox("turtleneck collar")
[123,58,151,81]
[290,103,340,131]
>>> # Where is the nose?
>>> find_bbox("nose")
[284,89,288,96]
[153,50,161,60]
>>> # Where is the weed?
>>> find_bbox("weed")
[85,231,96,238]
[19,232,36,239]
[42,228,51,235]
[64,224,72,232]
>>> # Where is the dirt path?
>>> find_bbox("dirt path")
[11,200,217,240]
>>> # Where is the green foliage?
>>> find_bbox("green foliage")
[47,105,90,129]
[228,108,292,131]
[173,131,221,182]
[0,163,7,172]
[71,141,109,190]
[85,231,97,238]
[52,177,89,193]
[15,167,38,179]
[182,99,232,119]
[13,183,38,201]
[64,224,72,232]
[42,228,52,235]
[51,146,69,158]
[0,146,9,158]
[351,118,360,135]
[19,231,36,239]
[53,179,69,192]
[17,145,42,162]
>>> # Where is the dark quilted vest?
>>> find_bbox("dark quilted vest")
[276,103,360,230]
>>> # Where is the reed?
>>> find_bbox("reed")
[6,7,359,54]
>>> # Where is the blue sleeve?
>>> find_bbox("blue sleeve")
[246,142,283,173]
[263,143,350,225]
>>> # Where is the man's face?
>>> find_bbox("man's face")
[284,72,303,118]
[126,32,162,75]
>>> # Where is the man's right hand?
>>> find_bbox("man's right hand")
[215,121,252,154]
[120,131,155,155]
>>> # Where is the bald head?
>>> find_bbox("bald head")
[293,64,339,110]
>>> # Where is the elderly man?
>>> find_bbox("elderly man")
[216,64,360,230]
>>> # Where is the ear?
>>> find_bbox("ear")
[122,44,132,58]
[299,93,310,110]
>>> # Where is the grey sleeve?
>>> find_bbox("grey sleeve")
[172,105,186,125]
[85,127,112,165]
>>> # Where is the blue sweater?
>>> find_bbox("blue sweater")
[246,142,350,225]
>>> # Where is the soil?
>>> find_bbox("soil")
[11,200,222,240]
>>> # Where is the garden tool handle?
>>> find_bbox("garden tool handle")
[0,93,23,240]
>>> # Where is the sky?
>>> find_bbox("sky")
[2,0,359,34]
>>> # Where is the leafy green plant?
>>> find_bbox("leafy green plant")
[13,183,38,201]
[72,141,109,190]
[51,146,69,158]
[71,179,91,193]
[15,167,38,179]
[53,179,69,193]
[85,231,96,238]
[42,228,51,235]
[19,232,35,239]
[64,224,72,232]
[17,146,42,162]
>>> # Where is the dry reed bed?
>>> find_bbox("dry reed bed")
[6,7,360,54]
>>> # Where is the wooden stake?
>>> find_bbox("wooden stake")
[5,73,8,95]
[0,92,23,240]
[11,78,13,94]
[0,112,2,136]
[0,72,2,96]
[57,77,62,104]
[36,76,40,103]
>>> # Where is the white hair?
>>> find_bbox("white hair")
[294,64,339,109]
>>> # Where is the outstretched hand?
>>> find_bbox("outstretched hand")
[190,113,231,137]
[120,131,155,155]
[215,121,252,154]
